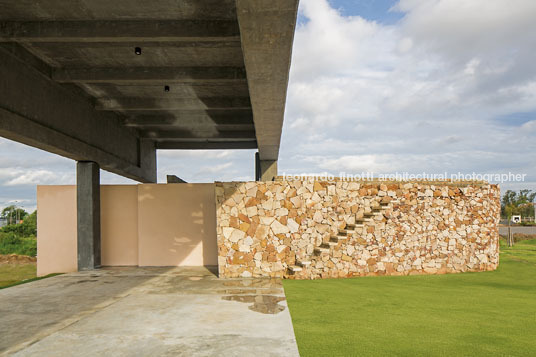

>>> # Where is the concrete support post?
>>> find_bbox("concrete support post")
[255,152,261,181]
[255,152,278,181]
[77,161,101,270]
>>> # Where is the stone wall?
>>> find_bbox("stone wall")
[215,180,500,279]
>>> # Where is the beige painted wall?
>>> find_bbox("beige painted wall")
[37,184,217,276]
[37,185,77,276]
[138,184,218,266]
[101,185,138,266]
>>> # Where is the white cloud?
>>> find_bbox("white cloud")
[4,169,72,186]
[280,0,536,188]
[197,162,233,175]
[157,149,255,183]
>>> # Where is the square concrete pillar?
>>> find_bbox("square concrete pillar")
[77,161,101,270]
[255,152,277,181]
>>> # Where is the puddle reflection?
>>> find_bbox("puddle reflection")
[222,295,286,314]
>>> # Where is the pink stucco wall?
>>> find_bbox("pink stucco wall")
[37,185,77,276]
[138,184,217,266]
[36,184,217,276]
[101,185,139,266]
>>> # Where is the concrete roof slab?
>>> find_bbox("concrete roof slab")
[0,0,298,180]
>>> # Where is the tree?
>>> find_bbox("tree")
[20,210,37,236]
[1,210,37,236]
[0,206,28,224]
[501,190,536,218]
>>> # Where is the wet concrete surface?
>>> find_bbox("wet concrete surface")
[0,267,299,356]
[221,295,287,314]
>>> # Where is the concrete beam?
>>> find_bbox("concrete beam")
[0,20,240,42]
[236,0,299,161]
[78,83,251,100]
[156,141,257,150]
[52,67,247,84]
[136,124,255,132]
[131,125,254,133]
[141,129,256,140]
[255,152,277,181]
[0,45,156,183]
[0,0,238,21]
[123,111,253,127]
[77,161,101,271]
[95,97,251,111]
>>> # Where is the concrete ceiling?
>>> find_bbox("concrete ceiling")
[0,0,298,180]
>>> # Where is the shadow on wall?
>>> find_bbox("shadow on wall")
[137,183,218,267]
[214,183,252,275]
[101,185,139,266]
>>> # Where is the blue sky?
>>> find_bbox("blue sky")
[2,0,536,213]
[494,111,536,127]
[329,0,403,24]
[299,0,402,25]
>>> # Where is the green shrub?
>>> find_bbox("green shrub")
[1,211,37,237]
[519,221,536,226]
[0,232,37,257]
[0,211,37,257]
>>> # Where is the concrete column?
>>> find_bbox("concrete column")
[77,161,101,270]
[255,152,278,181]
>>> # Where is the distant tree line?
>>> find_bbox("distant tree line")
[1,205,28,224]
[501,189,536,219]
[0,207,37,257]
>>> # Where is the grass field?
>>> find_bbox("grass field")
[0,263,36,289]
[283,239,536,356]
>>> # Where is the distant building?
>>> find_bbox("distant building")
[0,218,6,228]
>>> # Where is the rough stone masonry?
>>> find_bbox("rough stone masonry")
[215,179,500,279]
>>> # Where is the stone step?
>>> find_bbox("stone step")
[326,241,338,246]
[288,265,302,272]
[297,261,311,267]
[347,223,364,229]
[364,211,383,217]
[339,229,355,235]
[372,205,388,211]
[331,235,348,241]
[314,247,330,255]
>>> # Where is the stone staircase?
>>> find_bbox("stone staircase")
[287,197,399,276]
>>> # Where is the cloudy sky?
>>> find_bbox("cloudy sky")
[2,0,536,212]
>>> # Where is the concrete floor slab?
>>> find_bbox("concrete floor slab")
[0,267,299,356]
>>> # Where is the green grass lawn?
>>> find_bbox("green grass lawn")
[283,239,536,356]
[0,263,36,288]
